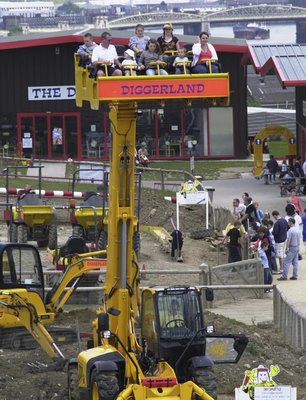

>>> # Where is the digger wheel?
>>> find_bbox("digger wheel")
[72,225,84,238]
[7,224,18,242]
[48,224,57,250]
[189,228,215,240]
[68,364,80,400]
[133,231,141,256]
[97,230,107,251]
[90,369,119,400]
[17,224,28,243]
[2,332,23,350]
[188,365,218,399]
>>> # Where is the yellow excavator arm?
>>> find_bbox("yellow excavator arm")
[0,242,107,360]
[0,291,64,359]
[45,252,107,314]
[70,47,233,400]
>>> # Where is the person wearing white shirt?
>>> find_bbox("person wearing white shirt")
[278,218,300,280]
[303,159,306,176]
[232,198,246,219]
[191,31,219,74]
[91,32,122,77]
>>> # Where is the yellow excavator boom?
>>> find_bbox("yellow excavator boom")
[0,291,64,359]
[70,46,233,400]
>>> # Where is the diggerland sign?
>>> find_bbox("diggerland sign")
[98,77,229,100]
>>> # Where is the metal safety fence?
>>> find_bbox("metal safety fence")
[25,266,305,350]
[273,286,306,350]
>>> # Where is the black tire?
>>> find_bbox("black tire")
[189,228,215,240]
[17,224,28,243]
[8,224,18,242]
[72,225,84,238]
[90,369,119,400]
[68,364,80,400]
[133,231,141,256]
[48,224,57,250]
[189,365,218,400]
[2,332,23,350]
[97,230,107,251]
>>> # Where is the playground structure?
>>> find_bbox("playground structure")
[252,125,296,177]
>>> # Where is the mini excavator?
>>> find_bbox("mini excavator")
[66,55,248,399]
[0,242,106,359]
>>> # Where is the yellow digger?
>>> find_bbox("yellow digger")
[0,241,107,358]
[69,167,109,250]
[3,166,57,248]
[67,56,248,399]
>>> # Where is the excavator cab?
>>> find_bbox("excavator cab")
[141,287,248,398]
[0,243,44,297]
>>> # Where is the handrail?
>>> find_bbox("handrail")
[2,165,44,203]
[137,166,194,189]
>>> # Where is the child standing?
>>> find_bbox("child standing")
[258,242,273,292]
[138,39,168,76]
[173,47,190,74]
[121,49,138,76]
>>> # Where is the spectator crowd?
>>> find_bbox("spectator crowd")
[223,188,306,292]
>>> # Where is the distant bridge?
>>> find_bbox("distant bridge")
[109,4,306,29]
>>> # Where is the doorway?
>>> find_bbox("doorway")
[17,112,81,160]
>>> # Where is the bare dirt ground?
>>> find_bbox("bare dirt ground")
[1,187,306,399]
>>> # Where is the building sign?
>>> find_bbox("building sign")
[98,76,229,101]
[22,138,32,148]
[28,86,75,100]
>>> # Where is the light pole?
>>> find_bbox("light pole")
[190,139,197,174]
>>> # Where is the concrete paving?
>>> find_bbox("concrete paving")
[200,175,306,325]
[209,175,297,214]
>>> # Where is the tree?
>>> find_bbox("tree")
[159,1,168,10]
[8,26,23,36]
[57,1,82,15]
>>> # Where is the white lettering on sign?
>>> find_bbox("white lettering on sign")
[28,86,76,101]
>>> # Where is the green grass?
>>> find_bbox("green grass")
[147,160,253,180]
[0,160,253,192]
[0,176,96,193]
[0,160,96,192]
[266,140,288,157]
